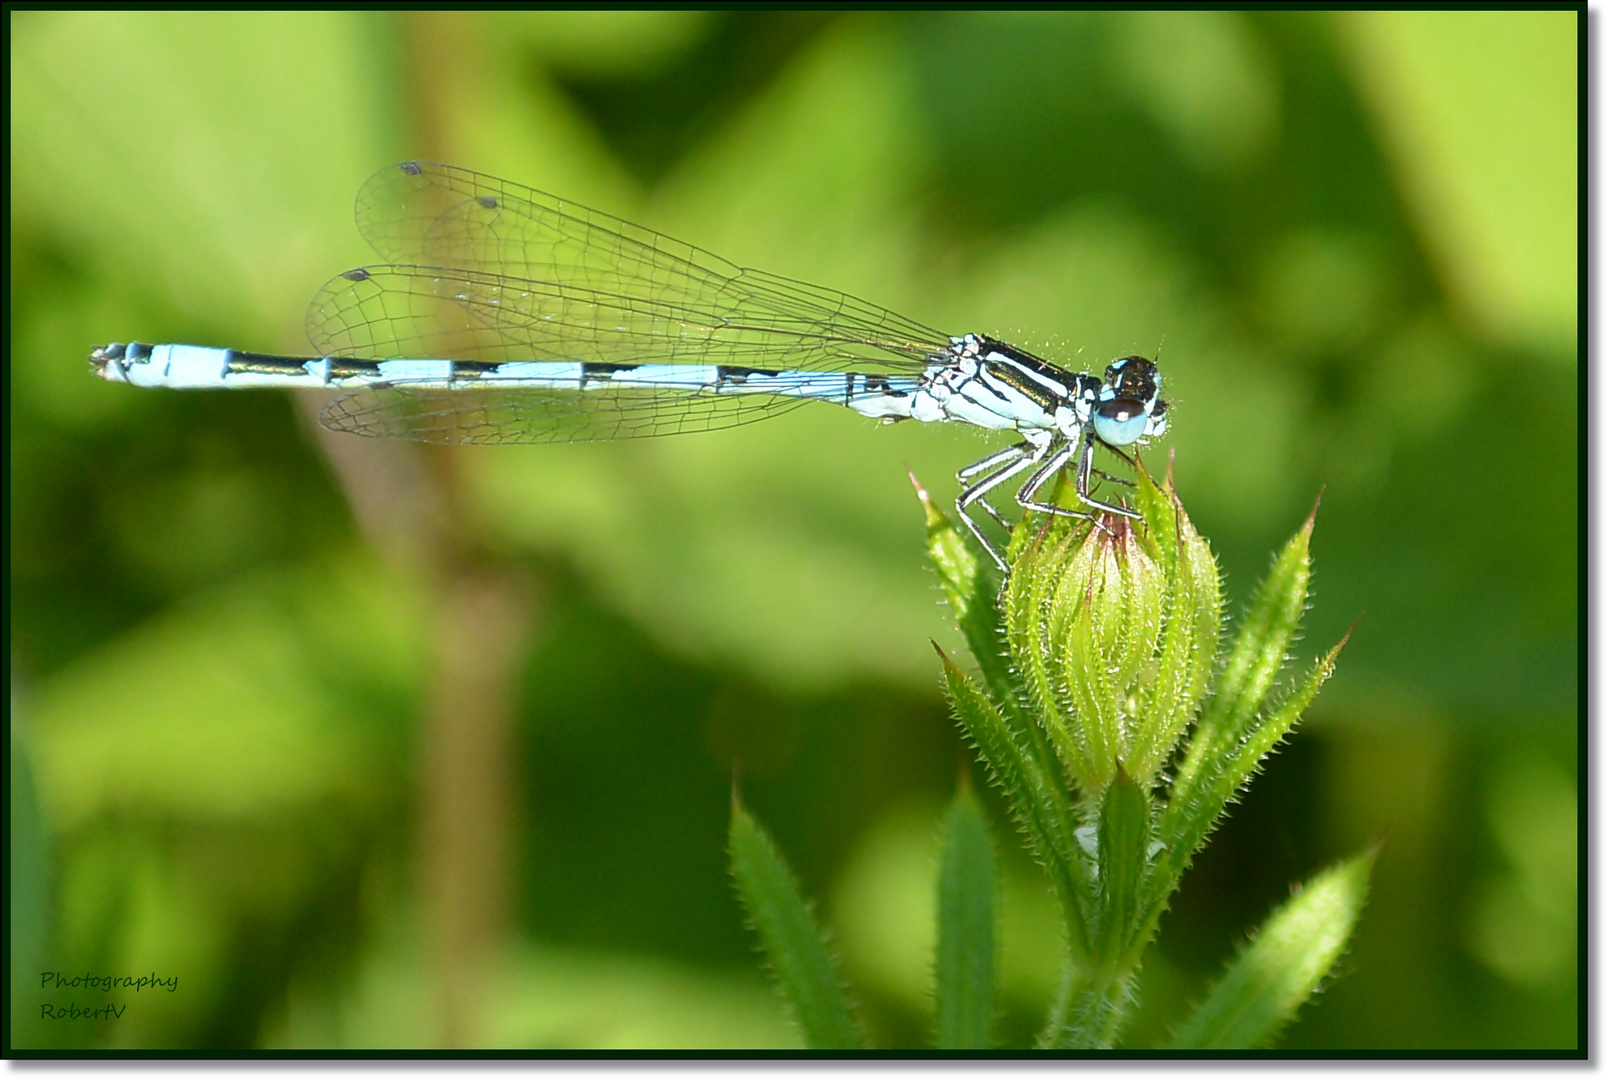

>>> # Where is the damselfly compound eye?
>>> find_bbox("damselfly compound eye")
[1094,399,1151,446]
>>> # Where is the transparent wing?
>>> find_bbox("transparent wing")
[319,380,812,445]
[307,160,950,372]
[307,265,931,371]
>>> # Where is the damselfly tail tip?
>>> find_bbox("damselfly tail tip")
[89,343,126,381]
[89,341,155,382]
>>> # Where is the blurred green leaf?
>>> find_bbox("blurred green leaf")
[26,549,425,828]
[11,12,391,343]
[10,715,58,1050]
[1341,11,1577,352]
[935,786,996,1049]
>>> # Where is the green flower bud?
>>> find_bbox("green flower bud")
[1004,462,1220,794]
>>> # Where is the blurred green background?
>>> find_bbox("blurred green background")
[10,11,1577,1050]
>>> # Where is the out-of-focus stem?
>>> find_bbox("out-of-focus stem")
[421,566,533,1049]
[300,380,537,1047]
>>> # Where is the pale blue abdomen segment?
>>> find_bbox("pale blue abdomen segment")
[314,364,925,444]
[90,343,928,441]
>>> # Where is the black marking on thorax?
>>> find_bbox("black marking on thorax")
[981,362,1064,413]
[976,337,1079,390]
[952,338,1073,415]
[968,345,1069,411]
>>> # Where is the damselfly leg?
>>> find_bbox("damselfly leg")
[957,441,1043,571]
[957,432,1144,572]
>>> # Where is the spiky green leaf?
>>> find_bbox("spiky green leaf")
[1149,632,1350,928]
[729,801,862,1049]
[1094,764,1152,966]
[914,471,1015,715]
[918,474,1072,826]
[1168,848,1375,1050]
[1173,504,1315,808]
[937,646,1090,949]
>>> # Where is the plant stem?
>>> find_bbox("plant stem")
[1040,957,1139,1049]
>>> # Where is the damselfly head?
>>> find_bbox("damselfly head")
[1094,355,1168,447]
[1103,355,1159,402]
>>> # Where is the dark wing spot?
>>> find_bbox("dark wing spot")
[343,268,371,282]
[401,161,422,175]
[478,196,497,209]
